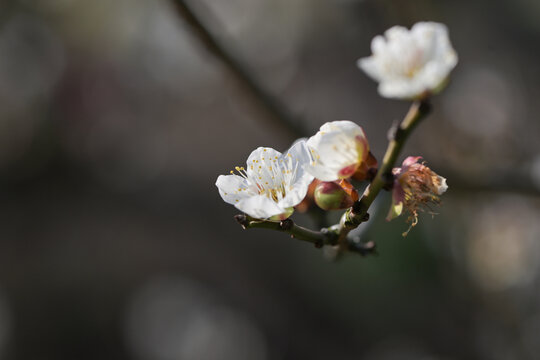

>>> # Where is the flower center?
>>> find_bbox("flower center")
[230,152,299,203]
[403,48,424,78]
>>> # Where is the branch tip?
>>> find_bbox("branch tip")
[234,214,249,229]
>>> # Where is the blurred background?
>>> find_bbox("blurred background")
[0,0,540,358]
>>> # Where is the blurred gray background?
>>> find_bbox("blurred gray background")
[0,0,540,359]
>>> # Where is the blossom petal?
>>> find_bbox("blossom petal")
[236,194,286,219]
[386,182,405,221]
[379,79,426,99]
[402,156,422,169]
[384,25,409,42]
[435,175,448,195]
[286,138,312,166]
[278,175,311,208]
[305,164,344,182]
[278,139,314,208]
[216,174,253,205]
[246,147,282,179]
[307,131,353,181]
[358,56,383,82]
[319,120,364,134]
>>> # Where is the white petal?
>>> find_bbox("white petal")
[370,35,387,55]
[236,194,285,219]
[305,163,342,182]
[286,138,311,165]
[384,25,409,42]
[279,168,313,208]
[416,62,448,91]
[278,178,311,208]
[436,176,448,195]
[215,174,253,205]
[378,79,423,99]
[358,56,384,82]
[319,120,365,135]
[246,147,282,177]
[247,147,282,164]
[307,131,349,166]
[285,139,315,190]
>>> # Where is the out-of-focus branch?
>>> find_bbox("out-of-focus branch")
[171,0,306,140]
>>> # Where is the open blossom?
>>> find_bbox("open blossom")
[216,140,314,220]
[305,121,370,182]
[358,22,458,99]
[387,156,448,234]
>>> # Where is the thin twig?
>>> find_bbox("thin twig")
[234,215,377,256]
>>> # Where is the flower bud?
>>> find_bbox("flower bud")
[314,180,359,211]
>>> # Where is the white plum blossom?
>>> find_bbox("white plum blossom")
[305,121,370,182]
[358,21,458,99]
[216,140,314,220]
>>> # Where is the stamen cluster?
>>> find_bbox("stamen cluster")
[216,141,313,220]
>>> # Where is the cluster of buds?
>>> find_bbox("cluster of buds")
[216,21,457,237]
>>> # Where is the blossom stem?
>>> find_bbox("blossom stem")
[337,100,431,242]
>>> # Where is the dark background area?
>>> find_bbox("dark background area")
[0,0,540,359]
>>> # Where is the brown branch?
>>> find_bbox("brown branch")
[234,215,377,256]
